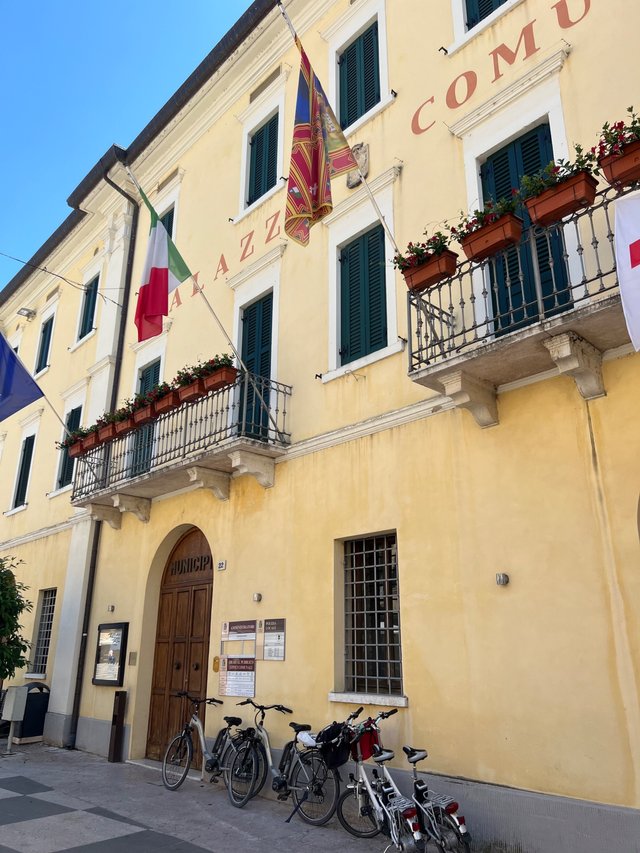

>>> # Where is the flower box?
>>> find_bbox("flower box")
[203,366,238,392]
[114,417,135,436]
[132,404,156,426]
[599,140,640,187]
[459,213,523,262]
[97,423,117,443]
[68,440,84,458]
[154,390,180,414]
[525,172,598,227]
[178,379,206,403]
[81,432,100,453]
[401,249,458,293]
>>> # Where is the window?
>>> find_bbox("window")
[160,207,174,238]
[13,434,35,508]
[78,276,98,340]
[465,0,509,28]
[35,316,53,374]
[57,406,82,489]
[248,113,278,206]
[344,533,403,696]
[131,359,160,476]
[339,21,380,129]
[30,589,57,675]
[481,123,570,331]
[340,224,387,365]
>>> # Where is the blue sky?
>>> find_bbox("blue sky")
[0,1,254,290]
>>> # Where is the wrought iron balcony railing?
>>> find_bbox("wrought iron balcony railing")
[72,372,292,504]
[408,183,632,375]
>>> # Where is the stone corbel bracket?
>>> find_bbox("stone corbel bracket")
[229,450,275,488]
[440,369,499,428]
[112,494,151,523]
[88,503,122,530]
[543,332,605,400]
[187,466,230,501]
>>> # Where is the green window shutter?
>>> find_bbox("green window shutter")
[339,22,380,129]
[241,292,273,378]
[248,114,278,205]
[140,359,161,395]
[340,224,386,365]
[35,317,53,373]
[160,207,174,238]
[58,406,82,489]
[466,0,508,28]
[14,434,35,508]
[79,276,98,339]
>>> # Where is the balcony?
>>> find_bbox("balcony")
[407,184,633,426]
[71,372,292,526]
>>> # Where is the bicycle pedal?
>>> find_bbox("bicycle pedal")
[276,792,290,801]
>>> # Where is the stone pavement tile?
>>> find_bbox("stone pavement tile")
[0,845,20,853]
[32,791,95,811]
[0,778,53,795]
[0,790,22,800]
[0,810,144,853]
[0,796,72,826]
[55,830,213,852]
[84,807,145,827]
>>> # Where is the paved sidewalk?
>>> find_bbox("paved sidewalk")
[0,742,380,853]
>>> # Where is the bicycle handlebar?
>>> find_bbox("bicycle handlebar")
[347,706,364,722]
[175,690,223,706]
[236,698,293,714]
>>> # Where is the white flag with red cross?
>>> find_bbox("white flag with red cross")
[615,192,640,351]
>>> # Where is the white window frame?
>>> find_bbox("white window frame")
[26,587,57,678]
[6,408,43,515]
[33,295,59,378]
[236,72,287,221]
[322,169,401,382]
[449,0,526,54]
[50,381,86,497]
[322,0,392,138]
[72,254,104,348]
[131,336,168,397]
[458,74,582,331]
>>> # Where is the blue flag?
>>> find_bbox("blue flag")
[0,334,44,421]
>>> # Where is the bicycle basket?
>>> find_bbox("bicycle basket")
[351,725,380,762]
[315,722,351,769]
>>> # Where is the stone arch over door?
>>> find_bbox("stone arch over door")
[146,527,213,762]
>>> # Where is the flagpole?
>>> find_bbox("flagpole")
[275,0,402,256]
[124,166,287,443]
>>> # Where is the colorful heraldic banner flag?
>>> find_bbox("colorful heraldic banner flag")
[285,36,358,246]
[614,192,640,351]
[0,334,44,422]
[134,187,192,342]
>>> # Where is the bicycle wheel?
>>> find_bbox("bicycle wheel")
[250,741,269,798]
[162,733,193,790]
[227,741,259,808]
[336,786,381,838]
[436,814,471,853]
[290,750,340,826]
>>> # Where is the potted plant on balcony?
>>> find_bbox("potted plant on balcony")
[201,354,238,392]
[393,231,458,293]
[449,193,523,262]
[520,144,598,226]
[594,106,640,188]
[174,364,207,403]
[58,428,88,458]
[113,403,136,436]
[81,424,101,453]
[95,410,119,444]
[131,391,157,426]
[150,381,180,415]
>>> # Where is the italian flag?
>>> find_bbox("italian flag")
[134,188,192,342]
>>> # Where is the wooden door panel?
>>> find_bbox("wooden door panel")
[192,587,210,639]
[156,592,174,640]
[152,641,170,690]
[175,590,191,638]
[170,641,187,692]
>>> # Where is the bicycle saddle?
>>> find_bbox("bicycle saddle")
[224,716,242,727]
[372,748,395,764]
[289,722,312,732]
[402,745,428,763]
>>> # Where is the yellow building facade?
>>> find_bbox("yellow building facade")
[1,1,639,848]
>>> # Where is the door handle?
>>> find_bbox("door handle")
[192,662,200,671]
[174,662,181,670]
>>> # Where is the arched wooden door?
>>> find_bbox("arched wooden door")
[146,529,213,763]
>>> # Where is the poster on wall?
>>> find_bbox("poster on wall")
[218,656,256,697]
[256,618,286,661]
[221,620,257,641]
[92,623,128,686]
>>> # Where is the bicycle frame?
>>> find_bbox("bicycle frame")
[350,759,423,849]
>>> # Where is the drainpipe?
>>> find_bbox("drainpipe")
[66,149,139,749]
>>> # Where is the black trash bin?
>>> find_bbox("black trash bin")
[14,682,50,741]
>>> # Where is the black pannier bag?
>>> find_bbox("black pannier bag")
[315,721,351,769]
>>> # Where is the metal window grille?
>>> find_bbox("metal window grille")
[31,589,57,674]
[344,533,403,695]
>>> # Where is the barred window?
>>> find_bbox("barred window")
[31,589,57,674]
[344,533,403,695]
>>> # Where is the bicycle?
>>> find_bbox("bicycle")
[226,698,340,825]
[161,690,244,791]
[336,708,425,851]
[403,745,471,853]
